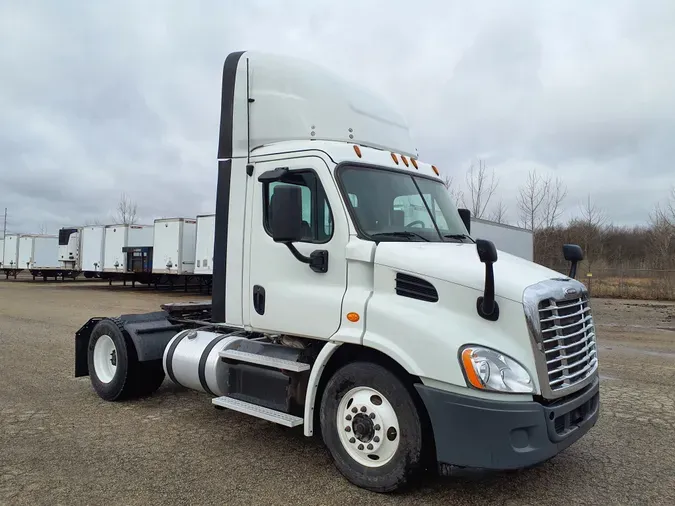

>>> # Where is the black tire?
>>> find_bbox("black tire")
[87,319,165,401]
[319,361,429,493]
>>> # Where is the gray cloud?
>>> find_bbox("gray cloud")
[1,0,674,235]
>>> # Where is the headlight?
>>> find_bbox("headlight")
[460,345,535,394]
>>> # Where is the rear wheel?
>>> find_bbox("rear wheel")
[319,362,429,493]
[87,319,165,401]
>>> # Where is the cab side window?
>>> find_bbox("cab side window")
[263,170,333,243]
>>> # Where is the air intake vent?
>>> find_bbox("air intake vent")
[395,273,438,303]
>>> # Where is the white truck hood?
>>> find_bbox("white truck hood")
[374,242,566,303]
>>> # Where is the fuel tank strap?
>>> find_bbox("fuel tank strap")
[198,334,229,396]
[165,331,189,386]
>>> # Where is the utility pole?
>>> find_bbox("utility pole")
[2,207,6,266]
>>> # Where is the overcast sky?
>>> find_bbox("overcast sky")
[1,0,674,235]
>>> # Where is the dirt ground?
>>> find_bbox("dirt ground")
[1,279,675,505]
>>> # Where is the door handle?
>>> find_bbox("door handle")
[253,285,265,315]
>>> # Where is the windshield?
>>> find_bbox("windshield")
[338,165,471,243]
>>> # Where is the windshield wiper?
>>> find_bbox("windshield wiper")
[371,231,430,242]
[443,234,471,241]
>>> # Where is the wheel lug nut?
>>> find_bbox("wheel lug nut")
[374,424,380,430]
[351,407,358,413]
[358,444,364,450]
[367,444,373,450]
[360,406,367,412]
[349,437,355,444]
[374,436,380,443]
[369,413,375,419]
[345,426,351,432]
[346,415,352,421]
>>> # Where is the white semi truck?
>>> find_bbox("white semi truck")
[74,51,599,492]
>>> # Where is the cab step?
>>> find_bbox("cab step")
[219,349,310,372]
[212,396,304,427]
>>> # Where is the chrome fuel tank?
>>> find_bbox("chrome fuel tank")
[162,329,245,397]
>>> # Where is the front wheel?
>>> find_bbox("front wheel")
[319,362,429,492]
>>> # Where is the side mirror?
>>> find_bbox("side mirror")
[270,185,303,243]
[476,238,498,264]
[475,238,499,321]
[563,244,584,279]
[458,208,471,234]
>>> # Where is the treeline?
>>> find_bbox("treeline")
[446,160,675,299]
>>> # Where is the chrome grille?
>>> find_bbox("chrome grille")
[538,295,597,391]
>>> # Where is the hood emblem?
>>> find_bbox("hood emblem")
[563,287,577,296]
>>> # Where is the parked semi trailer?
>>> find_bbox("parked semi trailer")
[102,224,154,274]
[58,227,82,272]
[2,233,20,278]
[471,218,533,261]
[152,218,197,275]
[74,51,599,492]
[80,225,106,278]
[17,234,63,279]
[194,214,215,275]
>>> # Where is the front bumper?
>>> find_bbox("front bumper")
[415,376,599,471]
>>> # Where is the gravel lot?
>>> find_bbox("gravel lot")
[1,279,675,505]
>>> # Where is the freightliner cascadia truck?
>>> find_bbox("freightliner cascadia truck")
[74,51,599,492]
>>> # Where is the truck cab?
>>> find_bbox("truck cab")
[74,50,599,492]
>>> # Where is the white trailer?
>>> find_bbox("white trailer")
[19,235,38,269]
[0,238,3,267]
[470,218,533,261]
[16,234,61,280]
[74,51,598,493]
[103,224,153,272]
[58,227,82,271]
[19,234,60,268]
[2,234,20,273]
[152,218,197,275]
[194,214,215,275]
[81,225,106,276]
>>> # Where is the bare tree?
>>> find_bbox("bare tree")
[517,169,548,231]
[38,223,48,234]
[488,199,508,224]
[441,172,464,206]
[574,193,606,273]
[579,193,606,229]
[463,159,498,219]
[115,192,138,225]
[648,186,675,270]
[84,218,105,226]
[542,176,568,228]
[517,169,567,231]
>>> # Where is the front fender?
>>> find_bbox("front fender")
[362,282,539,395]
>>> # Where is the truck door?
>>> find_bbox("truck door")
[247,156,348,339]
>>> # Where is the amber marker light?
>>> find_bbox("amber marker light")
[391,153,399,164]
[401,155,409,167]
[431,165,440,176]
[346,312,360,322]
[353,145,362,158]
[461,348,485,390]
